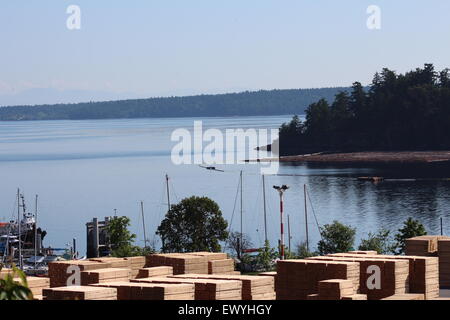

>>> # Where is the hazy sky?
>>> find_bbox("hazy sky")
[1,0,450,101]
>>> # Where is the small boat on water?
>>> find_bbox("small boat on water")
[0,190,68,275]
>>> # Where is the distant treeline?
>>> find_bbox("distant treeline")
[0,88,347,121]
[279,64,450,155]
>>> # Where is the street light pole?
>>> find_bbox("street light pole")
[273,185,289,260]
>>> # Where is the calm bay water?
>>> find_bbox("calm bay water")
[1,115,450,255]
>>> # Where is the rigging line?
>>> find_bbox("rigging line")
[228,174,241,234]
[306,187,323,241]
[169,179,179,203]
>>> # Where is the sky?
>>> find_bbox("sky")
[0,1,450,105]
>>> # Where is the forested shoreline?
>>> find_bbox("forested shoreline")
[279,64,450,156]
[0,88,346,121]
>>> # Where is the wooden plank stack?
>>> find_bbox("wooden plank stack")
[90,257,132,269]
[438,238,450,288]
[406,236,439,256]
[48,260,110,287]
[171,273,275,300]
[91,281,195,300]
[381,293,425,300]
[132,276,242,300]
[0,268,13,279]
[81,268,132,285]
[317,279,354,300]
[43,286,117,300]
[146,253,208,275]
[125,256,146,278]
[309,255,409,299]
[208,259,235,274]
[24,277,50,296]
[137,266,173,278]
[276,259,359,300]
[327,253,439,299]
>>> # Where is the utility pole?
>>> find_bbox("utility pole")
[273,185,289,260]
[262,175,268,243]
[165,174,171,211]
[140,201,148,248]
[441,217,444,236]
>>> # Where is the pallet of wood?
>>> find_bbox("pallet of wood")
[381,293,425,300]
[24,277,50,296]
[137,266,174,278]
[208,259,235,274]
[131,276,242,300]
[309,255,409,300]
[91,281,195,300]
[125,256,146,278]
[0,268,13,279]
[146,253,208,275]
[48,260,110,288]
[406,236,443,256]
[43,285,117,300]
[170,273,275,300]
[90,257,132,269]
[186,252,228,261]
[81,268,132,285]
[438,239,450,288]
[276,259,359,300]
[317,279,355,300]
[328,252,439,299]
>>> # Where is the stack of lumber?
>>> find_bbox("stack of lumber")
[184,252,236,274]
[258,272,277,287]
[208,259,235,275]
[81,268,132,285]
[137,266,173,278]
[308,255,409,300]
[146,253,208,275]
[125,256,146,278]
[91,281,195,300]
[48,260,110,287]
[90,257,132,268]
[316,279,355,300]
[341,294,368,300]
[132,276,242,300]
[171,274,275,300]
[381,293,425,300]
[276,259,359,300]
[348,250,378,255]
[0,268,13,279]
[24,277,50,296]
[327,253,439,299]
[43,286,117,300]
[438,238,450,288]
[406,236,440,256]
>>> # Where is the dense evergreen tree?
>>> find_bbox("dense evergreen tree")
[279,64,450,155]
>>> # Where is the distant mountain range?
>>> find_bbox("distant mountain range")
[0,87,349,121]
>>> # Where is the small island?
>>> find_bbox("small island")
[277,64,450,167]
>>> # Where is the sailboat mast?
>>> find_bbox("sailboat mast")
[165,174,171,211]
[140,201,148,248]
[240,170,243,256]
[304,184,309,251]
[34,194,38,273]
[17,188,22,270]
[262,175,268,243]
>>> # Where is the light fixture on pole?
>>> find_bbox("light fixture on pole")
[273,185,289,260]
